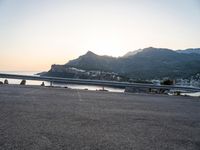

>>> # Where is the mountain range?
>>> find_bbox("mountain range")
[43,47,200,80]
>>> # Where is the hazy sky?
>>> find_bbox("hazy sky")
[0,0,200,71]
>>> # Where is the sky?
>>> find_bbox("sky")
[0,0,200,71]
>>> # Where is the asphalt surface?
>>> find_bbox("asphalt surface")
[0,85,199,150]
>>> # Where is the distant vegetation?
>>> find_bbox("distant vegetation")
[161,79,174,85]
[42,47,200,80]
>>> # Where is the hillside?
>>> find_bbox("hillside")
[177,48,200,55]
[43,47,200,80]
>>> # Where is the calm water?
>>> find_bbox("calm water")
[0,71,125,93]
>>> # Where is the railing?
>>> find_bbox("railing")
[0,73,200,92]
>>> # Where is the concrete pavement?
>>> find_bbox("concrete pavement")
[0,85,199,150]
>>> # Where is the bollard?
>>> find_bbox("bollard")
[20,79,26,85]
[4,79,8,84]
[41,82,45,86]
[50,81,53,87]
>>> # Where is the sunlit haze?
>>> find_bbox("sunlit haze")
[0,0,200,71]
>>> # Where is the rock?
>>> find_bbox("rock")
[20,79,26,85]
[4,79,8,84]
[41,82,45,86]
[0,81,3,84]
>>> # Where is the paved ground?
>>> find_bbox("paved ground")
[0,85,199,150]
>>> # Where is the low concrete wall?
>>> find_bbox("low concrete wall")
[125,87,150,93]
[125,86,169,94]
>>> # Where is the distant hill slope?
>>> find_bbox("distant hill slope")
[44,47,200,80]
[117,47,200,79]
[177,48,200,55]
[123,49,143,57]
[66,51,117,71]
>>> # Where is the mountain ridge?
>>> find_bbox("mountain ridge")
[43,47,200,80]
